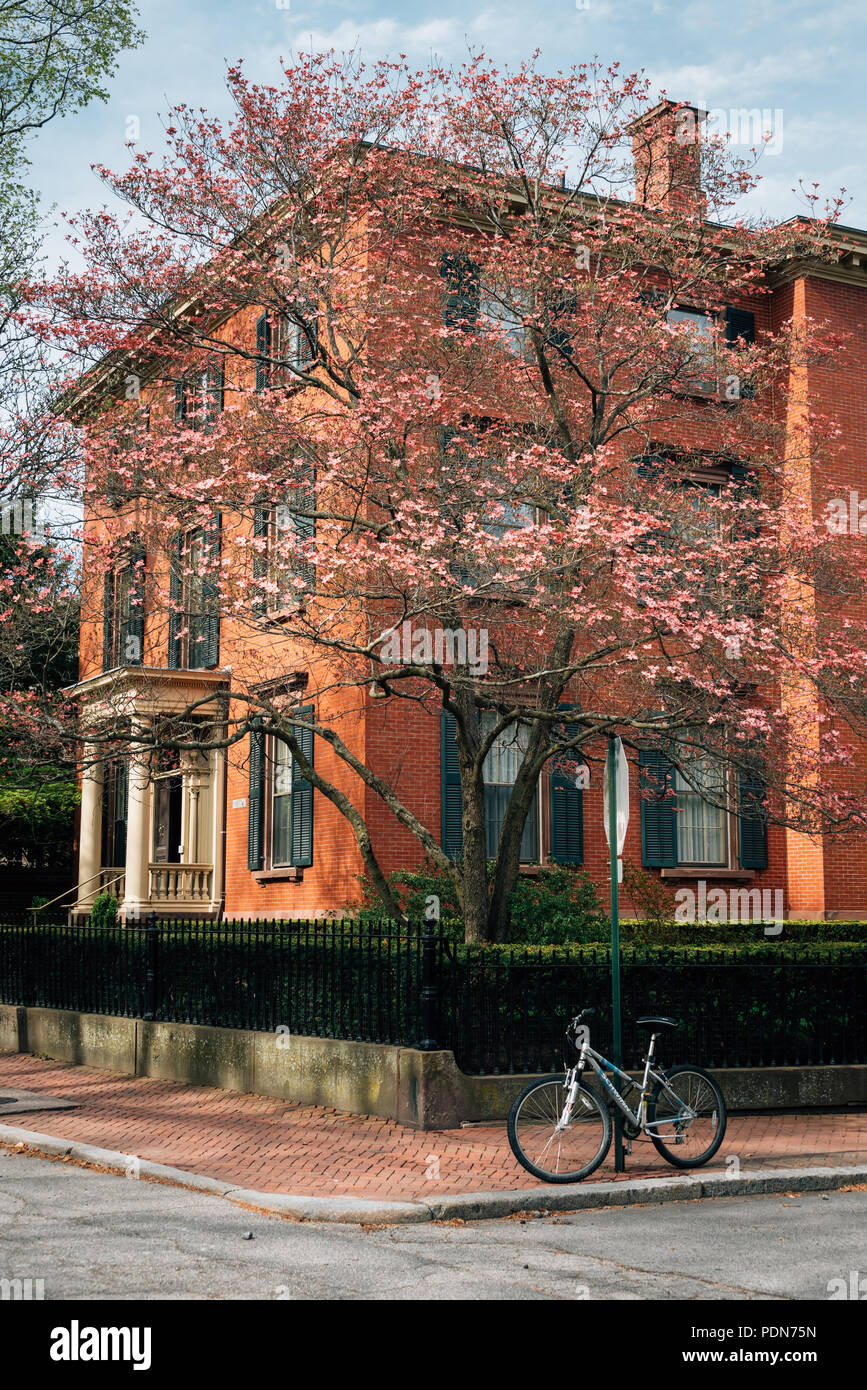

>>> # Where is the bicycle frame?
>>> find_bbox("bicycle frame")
[560,1032,698,1136]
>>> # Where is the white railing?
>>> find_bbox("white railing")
[99,867,126,899]
[148,864,213,904]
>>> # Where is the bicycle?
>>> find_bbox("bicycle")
[507,1008,727,1183]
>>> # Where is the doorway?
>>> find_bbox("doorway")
[152,775,183,863]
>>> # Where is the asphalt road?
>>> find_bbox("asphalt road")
[0,1149,864,1301]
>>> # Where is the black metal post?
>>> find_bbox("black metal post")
[608,736,626,1173]
[143,911,158,1022]
[418,920,439,1051]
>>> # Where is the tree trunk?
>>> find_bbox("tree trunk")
[487,729,548,942]
[451,694,489,943]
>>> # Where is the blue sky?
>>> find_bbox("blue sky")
[26,0,867,270]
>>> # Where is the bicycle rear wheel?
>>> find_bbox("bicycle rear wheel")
[507,1074,611,1183]
[647,1064,727,1168]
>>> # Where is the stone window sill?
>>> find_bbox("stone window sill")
[660,867,755,881]
[254,867,303,882]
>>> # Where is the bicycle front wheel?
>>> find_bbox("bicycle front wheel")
[647,1064,727,1168]
[507,1074,612,1183]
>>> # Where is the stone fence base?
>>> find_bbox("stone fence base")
[1,1004,864,1130]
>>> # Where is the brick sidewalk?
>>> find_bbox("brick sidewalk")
[1,1053,865,1200]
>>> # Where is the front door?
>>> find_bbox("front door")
[152,775,183,863]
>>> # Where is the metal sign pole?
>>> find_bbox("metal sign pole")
[607,735,625,1173]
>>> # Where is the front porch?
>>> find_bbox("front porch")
[71,666,228,921]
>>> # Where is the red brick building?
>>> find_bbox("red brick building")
[69,104,867,924]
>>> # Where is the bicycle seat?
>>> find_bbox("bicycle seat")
[636,1015,679,1032]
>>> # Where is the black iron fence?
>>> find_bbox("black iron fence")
[0,916,864,1075]
[0,917,425,1046]
[437,941,867,1074]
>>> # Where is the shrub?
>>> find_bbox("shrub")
[621,859,678,943]
[89,891,119,929]
[502,866,607,944]
[353,861,607,944]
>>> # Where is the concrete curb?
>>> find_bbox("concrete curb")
[1,1123,864,1225]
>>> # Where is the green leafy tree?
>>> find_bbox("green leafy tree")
[1,0,144,502]
[0,0,142,881]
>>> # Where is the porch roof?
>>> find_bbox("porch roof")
[67,665,230,721]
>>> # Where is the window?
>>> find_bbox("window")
[270,739,294,866]
[673,749,728,866]
[247,708,315,872]
[102,542,145,669]
[479,283,532,355]
[441,712,546,864]
[441,252,480,329]
[481,716,539,860]
[174,361,224,431]
[635,453,760,610]
[252,461,316,611]
[441,254,534,354]
[666,476,724,598]
[103,408,149,508]
[483,498,535,539]
[255,311,316,389]
[168,519,221,669]
[666,308,716,392]
[545,292,577,358]
[439,426,535,586]
[640,738,768,871]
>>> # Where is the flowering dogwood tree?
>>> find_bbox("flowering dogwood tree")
[19,53,867,940]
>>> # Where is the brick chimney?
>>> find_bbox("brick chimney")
[629,100,707,219]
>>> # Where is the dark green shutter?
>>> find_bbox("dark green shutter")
[103,569,115,670]
[441,711,464,859]
[167,534,182,668]
[441,252,479,329]
[200,513,221,667]
[730,463,761,618]
[546,292,577,358]
[303,306,318,367]
[439,428,473,586]
[637,288,666,311]
[549,715,584,864]
[639,748,678,867]
[173,379,186,425]
[126,540,145,665]
[738,770,768,870]
[255,314,270,391]
[292,459,316,594]
[724,307,755,346]
[724,308,755,399]
[252,502,268,614]
[290,704,314,867]
[247,727,264,871]
[211,359,224,415]
[635,452,665,484]
[730,462,760,538]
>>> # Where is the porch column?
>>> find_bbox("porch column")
[121,728,151,921]
[76,743,103,908]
